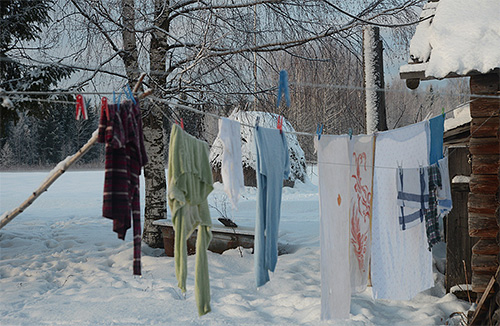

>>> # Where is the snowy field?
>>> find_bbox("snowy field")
[1,168,470,325]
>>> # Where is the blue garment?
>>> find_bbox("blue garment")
[429,115,444,165]
[254,126,290,287]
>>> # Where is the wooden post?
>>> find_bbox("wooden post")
[468,72,500,324]
[363,26,388,134]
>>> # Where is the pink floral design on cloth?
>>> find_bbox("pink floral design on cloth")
[350,152,372,273]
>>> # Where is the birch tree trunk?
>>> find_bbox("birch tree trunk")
[141,0,170,248]
[142,107,166,248]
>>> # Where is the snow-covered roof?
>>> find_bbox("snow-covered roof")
[210,109,307,182]
[400,0,500,79]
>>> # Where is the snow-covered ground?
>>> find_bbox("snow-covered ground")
[1,168,471,325]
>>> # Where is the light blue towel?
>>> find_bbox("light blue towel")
[254,126,290,287]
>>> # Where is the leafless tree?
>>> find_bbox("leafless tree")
[30,0,424,246]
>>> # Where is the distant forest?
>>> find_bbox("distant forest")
[0,102,103,169]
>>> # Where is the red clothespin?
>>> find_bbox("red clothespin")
[75,94,87,120]
[101,97,109,120]
[277,116,283,134]
[175,118,185,130]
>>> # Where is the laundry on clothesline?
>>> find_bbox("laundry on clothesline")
[349,134,375,294]
[315,134,351,320]
[97,97,148,276]
[254,125,290,288]
[371,120,434,301]
[424,163,442,250]
[167,123,214,316]
[217,117,245,209]
[437,156,453,215]
[396,166,429,230]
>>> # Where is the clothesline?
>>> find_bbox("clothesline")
[5,91,491,154]
[146,96,481,138]
[2,82,499,99]
[147,96,496,173]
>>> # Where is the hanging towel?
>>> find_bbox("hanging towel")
[97,99,148,276]
[371,120,434,301]
[349,134,375,294]
[315,135,351,320]
[396,166,429,230]
[429,114,444,165]
[254,126,290,287]
[218,117,245,209]
[437,156,453,215]
[424,163,442,250]
[167,124,213,316]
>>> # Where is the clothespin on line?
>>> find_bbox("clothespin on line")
[113,91,122,111]
[255,116,260,128]
[75,94,87,120]
[277,70,290,108]
[316,123,323,140]
[277,116,283,134]
[175,118,184,130]
[101,97,109,120]
[124,84,136,105]
[348,128,353,140]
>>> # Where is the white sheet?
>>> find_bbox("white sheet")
[348,134,374,294]
[315,135,351,320]
[371,121,434,300]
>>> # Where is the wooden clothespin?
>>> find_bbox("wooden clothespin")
[75,94,87,120]
[277,116,283,134]
[316,123,323,140]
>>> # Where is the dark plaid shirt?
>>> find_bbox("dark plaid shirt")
[424,163,442,251]
[98,99,148,275]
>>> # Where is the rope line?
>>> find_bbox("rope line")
[2,82,499,99]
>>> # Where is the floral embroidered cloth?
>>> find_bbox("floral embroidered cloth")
[348,135,375,294]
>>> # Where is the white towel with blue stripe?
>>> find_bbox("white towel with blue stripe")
[396,166,429,230]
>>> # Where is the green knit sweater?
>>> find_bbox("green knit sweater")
[167,124,213,316]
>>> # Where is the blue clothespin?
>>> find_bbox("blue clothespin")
[113,91,122,111]
[124,84,136,105]
[316,123,323,140]
[277,70,290,108]
[348,128,353,140]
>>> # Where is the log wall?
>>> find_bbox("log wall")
[468,73,499,321]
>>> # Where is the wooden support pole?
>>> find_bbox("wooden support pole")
[363,26,388,134]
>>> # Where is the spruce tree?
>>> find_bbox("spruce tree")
[0,0,74,138]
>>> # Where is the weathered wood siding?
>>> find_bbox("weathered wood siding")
[444,146,477,294]
[468,73,500,296]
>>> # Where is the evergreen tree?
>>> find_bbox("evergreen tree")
[0,0,74,138]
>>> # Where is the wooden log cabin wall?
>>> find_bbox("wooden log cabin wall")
[467,73,500,322]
